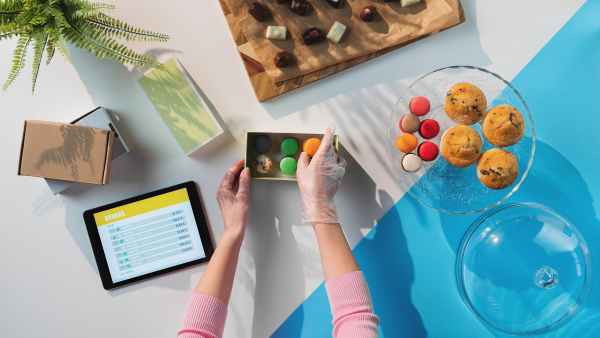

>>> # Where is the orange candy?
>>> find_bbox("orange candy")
[303,137,321,156]
[396,134,418,153]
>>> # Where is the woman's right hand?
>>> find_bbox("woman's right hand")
[216,159,251,239]
[296,125,347,226]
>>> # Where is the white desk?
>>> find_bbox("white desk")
[0,1,584,336]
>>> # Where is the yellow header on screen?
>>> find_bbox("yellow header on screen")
[94,188,190,226]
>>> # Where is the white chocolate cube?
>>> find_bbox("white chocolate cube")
[266,26,287,40]
[401,0,420,7]
[326,21,346,44]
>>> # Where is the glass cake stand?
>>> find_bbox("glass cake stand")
[456,203,594,334]
[387,66,535,214]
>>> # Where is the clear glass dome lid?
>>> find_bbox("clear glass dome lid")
[456,203,594,335]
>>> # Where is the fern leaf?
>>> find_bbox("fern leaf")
[53,20,71,62]
[0,0,23,16]
[0,29,17,41]
[45,36,56,65]
[31,31,48,94]
[87,14,169,42]
[43,2,70,29]
[64,0,115,21]
[67,21,163,68]
[3,35,32,91]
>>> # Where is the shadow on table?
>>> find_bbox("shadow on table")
[272,145,424,337]
[260,0,491,120]
[437,140,600,337]
[352,190,428,338]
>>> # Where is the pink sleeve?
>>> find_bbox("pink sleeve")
[177,292,228,338]
[325,271,380,338]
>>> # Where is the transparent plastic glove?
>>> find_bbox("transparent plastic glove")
[297,125,347,226]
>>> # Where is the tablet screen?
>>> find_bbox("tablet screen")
[92,187,206,283]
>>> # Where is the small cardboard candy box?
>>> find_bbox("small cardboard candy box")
[18,120,115,185]
[244,132,339,181]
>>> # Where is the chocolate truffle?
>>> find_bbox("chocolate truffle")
[401,153,422,173]
[289,0,311,16]
[325,0,341,8]
[281,137,299,155]
[396,133,418,153]
[399,114,421,134]
[409,96,430,116]
[274,51,293,67]
[359,6,376,22]
[254,155,273,174]
[419,119,440,139]
[417,142,439,161]
[303,137,321,156]
[248,2,269,22]
[275,0,289,4]
[253,135,272,154]
[280,157,298,175]
[302,27,324,45]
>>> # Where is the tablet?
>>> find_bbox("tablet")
[83,181,214,290]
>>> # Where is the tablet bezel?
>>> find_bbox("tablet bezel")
[83,181,214,290]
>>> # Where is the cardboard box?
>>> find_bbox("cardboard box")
[18,121,115,185]
[45,107,130,194]
[245,132,339,181]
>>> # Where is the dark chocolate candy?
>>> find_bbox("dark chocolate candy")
[248,2,269,22]
[325,0,341,9]
[359,6,376,22]
[302,27,324,45]
[289,0,311,16]
[274,51,293,67]
[275,0,289,3]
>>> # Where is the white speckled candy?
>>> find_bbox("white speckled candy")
[266,26,287,40]
[327,21,346,44]
[401,0,420,7]
[401,153,422,173]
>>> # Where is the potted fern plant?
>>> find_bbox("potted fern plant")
[0,0,169,93]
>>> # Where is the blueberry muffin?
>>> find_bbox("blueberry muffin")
[444,83,487,125]
[477,148,519,190]
[482,105,525,147]
[441,125,483,167]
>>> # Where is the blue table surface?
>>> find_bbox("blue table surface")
[274,1,600,337]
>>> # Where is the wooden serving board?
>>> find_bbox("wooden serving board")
[219,0,465,102]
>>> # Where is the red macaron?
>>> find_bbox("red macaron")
[409,96,430,116]
[417,142,439,161]
[419,119,440,139]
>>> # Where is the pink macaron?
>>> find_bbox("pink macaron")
[409,96,430,116]
[419,119,440,139]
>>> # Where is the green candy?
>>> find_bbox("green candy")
[281,137,299,156]
[279,157,297,175]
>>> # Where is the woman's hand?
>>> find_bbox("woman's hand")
[216,159,251,239]
[296,125,347,225]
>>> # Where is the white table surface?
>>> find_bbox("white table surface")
[0,0,585,337]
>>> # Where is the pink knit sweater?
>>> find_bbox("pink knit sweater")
[178,271,380,337]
